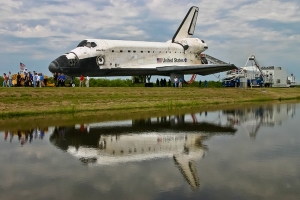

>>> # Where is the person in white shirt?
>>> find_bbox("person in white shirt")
[33,72,38,87]
[85,75,90,87]
[174,76,178,87]
[23,68,28,76]
[8,71,12,87]
[36,74,40,87]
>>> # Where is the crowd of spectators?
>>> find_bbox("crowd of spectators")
[2,69,48,87]
[1,68,70,87]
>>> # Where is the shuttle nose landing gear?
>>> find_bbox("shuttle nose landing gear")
[70,77,75,87]
[65,76,75,87]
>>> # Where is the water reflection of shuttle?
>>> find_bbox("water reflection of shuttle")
[50,114,236,190]
[224,104,296,139]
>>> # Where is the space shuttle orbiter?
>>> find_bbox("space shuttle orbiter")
[48,6,236,81]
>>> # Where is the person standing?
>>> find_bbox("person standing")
[8,71,12,87]
[199,80,202,87]
[57,73,61,86]
[36,73,40,87]
[53,72,58,87]
[2,73,8,87]
[204,80,208,88]
[24,73,29,87]
[79,74,84,87]
[61,73,66,86]
[85,75,90,87]
[17,72,21,86]
[174,76,178,87]
[179,77,183,88]
[23,68,28,76]
[29,72,33,86]
[39,73,44,87]
[33,72,37,87]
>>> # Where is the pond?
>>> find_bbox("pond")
[0,103,299,199]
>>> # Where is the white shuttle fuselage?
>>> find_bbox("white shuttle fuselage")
[68,38,206,69]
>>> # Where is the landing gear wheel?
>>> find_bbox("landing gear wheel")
[72,83,75,87]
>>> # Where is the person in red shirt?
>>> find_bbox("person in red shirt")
[2,73,8,87]
[79,74,84,87]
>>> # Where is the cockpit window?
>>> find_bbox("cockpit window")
[201,40,205,43]
[77,40,87,47]
[86,42,91,48]
[77,40,97,48]
[91,42,97,47]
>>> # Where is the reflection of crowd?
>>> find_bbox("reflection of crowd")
[52,127,66,140]
[3,127,48,146]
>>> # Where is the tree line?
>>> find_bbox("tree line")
[0,75,239,88]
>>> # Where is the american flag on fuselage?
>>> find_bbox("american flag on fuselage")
[157,58,163,63]
[20,62,25,71]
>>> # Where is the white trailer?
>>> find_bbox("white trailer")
[287,74,297,87]
[261,66,293,87]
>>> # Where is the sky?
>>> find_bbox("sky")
[0,0,299,81]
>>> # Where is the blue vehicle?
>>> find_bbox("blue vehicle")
[248,76,264,87]
[222,76,264,87]
[222,78,240,87]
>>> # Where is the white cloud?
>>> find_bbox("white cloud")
[0,0,23,11]
[229,0,300,22]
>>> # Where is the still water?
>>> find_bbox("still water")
[0,103,299,200]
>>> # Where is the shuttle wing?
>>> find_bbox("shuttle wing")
[157,64,237,76]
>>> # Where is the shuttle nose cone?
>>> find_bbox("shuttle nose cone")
[48,61,58,73]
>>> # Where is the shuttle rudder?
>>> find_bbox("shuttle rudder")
[172,6,199,43]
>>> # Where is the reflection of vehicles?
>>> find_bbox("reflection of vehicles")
[49,114,236,190]
[48,6,236,84]
[224,104,296,139]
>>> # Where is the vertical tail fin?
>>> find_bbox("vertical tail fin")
[172,6,199,43]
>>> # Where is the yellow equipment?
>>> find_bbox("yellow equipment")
[12,73,50,86]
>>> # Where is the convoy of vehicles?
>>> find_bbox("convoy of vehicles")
[222,55,296,88]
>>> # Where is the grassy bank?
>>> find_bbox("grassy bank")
[0,87,300,118]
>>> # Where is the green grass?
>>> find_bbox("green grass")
[0,87,300,118]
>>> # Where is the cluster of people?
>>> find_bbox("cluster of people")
[173,76,183,87]
[155,77,207,88]
[52,72,67,87]
[79,74,90,87]
[156,78,170,87]
[2,69,47,87]
[52,73,89,87]
[19,69,46,87]
[199,80,208,87]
